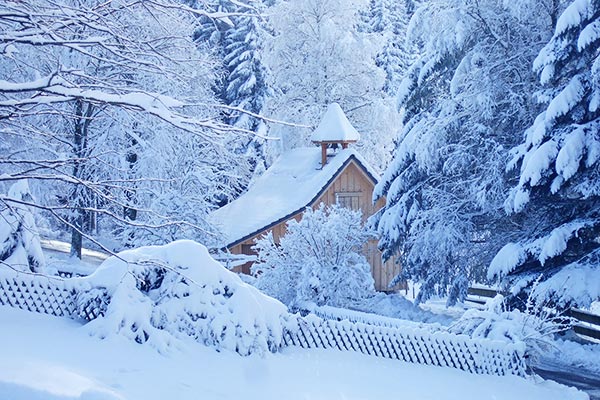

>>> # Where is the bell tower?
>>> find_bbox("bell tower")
[311,103,360,167]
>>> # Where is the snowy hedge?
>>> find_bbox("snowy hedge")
[77,240,287,355]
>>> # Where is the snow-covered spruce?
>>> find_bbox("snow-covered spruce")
[75,240,287,355]
[494,0,600,308]
[359,0,417,94]
[372,0,554,305]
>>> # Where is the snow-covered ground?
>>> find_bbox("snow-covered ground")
[41,239,107,276]
[0,307,588,400]
[546,339,600,375]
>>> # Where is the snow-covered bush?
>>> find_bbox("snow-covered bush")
[252,204,375,308]
[449,294,570,361]
[0,181,45,273]
[78,240,287,355]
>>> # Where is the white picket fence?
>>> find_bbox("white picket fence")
[0,269,527,377]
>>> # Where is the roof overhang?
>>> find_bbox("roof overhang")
[223,154,377,249]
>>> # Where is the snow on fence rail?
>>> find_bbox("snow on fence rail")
[283,314,527,377]
[0,268,527,377]
[305,304,444,331]
[467,287,600,341]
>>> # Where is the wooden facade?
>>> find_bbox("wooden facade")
[227,158,402,292]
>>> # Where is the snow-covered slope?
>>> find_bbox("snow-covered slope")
[0,307,588,400]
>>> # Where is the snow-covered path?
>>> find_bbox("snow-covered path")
[0,307,588,400]
[535,365,600,400]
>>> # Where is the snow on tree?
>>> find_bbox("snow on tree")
[0,181,45,273]
[252,204,375,308]
[222,6,272,184]
[260,0,399,172]
[114,130,249,249]
[373,0,560,305]
[77,240,287,355]
[222,7,270,131]
[0,0,249,254]
[489,0,600,309]
[191,0,271,187]
[359,0,417,94]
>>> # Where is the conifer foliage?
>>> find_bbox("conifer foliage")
[490,0,600,308]
[359,0,416,94]
[373,0,558,305]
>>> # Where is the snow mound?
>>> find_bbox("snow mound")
[78,240,287,355]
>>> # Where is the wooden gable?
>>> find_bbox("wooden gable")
[227,158,402,292]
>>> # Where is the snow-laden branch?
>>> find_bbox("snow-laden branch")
[0,77,250,138]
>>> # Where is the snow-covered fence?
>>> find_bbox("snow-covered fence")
[0,239,528,377]
[0,272,107,321]
[0,267,527,377]
[306,304,444,331]
[283,314,527,377]
[468,286,600,342]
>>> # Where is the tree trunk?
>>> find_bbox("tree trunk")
[70,211,83,259]
[69,100,94,259]
[124,135,138,248]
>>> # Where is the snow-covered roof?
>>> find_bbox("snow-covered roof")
[310,103,360,143]
[211,147,378,247]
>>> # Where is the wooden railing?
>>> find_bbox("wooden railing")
[467,287,600,341]
[566,308,600,341]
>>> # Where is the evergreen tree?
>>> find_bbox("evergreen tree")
[223,10,269,130]
[193,0,270,186]
[489,0,600,309]
[222,7,271,179]
[359,0,417,94]
[373,0,560,305]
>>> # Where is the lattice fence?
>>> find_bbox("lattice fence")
[0,272,107,321]
[283,315,527,377]
[0,270,527,377]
